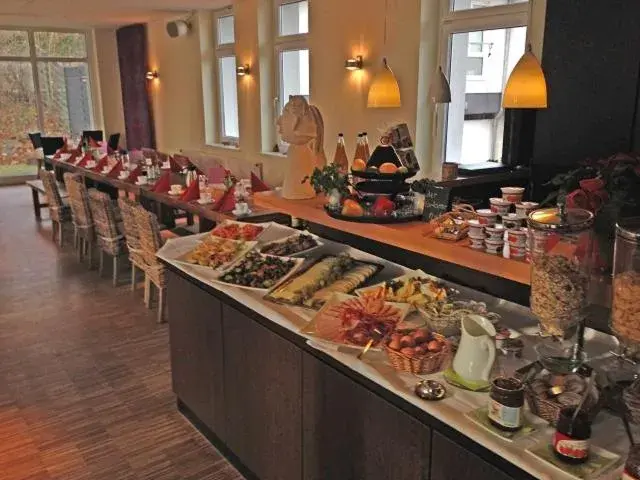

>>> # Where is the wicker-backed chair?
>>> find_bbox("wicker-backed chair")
[41,171,71,246]
[88,189,128,286]
[118,197,147,291]
[63,172,95,266]
[134,205,167,323]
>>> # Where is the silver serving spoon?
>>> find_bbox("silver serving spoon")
[415,380,447,401]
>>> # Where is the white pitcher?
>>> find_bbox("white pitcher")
[452,314,496,383]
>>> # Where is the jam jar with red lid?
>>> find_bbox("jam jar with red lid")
[552,407,591,464]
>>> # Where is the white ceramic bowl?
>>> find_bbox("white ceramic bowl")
[489,197,512,215]
[476,209,498,226]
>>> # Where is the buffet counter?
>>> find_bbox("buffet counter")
[158,227,628,480]
[253,191,531,304]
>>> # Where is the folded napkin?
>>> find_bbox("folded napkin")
[212,186,236,213]
[127,166,142,183]
[207,166,228,183]
[107,161,123,178]
[88,137,100,148]
[53,149,62,160]
[169,156,182,173]
[172,154,190,170]
[251,172,270,193]
[66,152,78,163]
[152,170,171,193]
[76,153,93,167]
[93,155,108,172]
[180,180,200,202]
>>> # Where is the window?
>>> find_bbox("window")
[437,1,528,165]
[0,28,94,177]
[214,10,240,144]
[274,0,310,150]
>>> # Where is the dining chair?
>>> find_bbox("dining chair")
[117,197,147,292]
[89,189,128,286]
[82,130,104,142]
[28,132,42,149]
[41,171,71,247]
[40,136,65,156]
[63,173,95,267]
[107,133,120,151]
[134,205,167,323]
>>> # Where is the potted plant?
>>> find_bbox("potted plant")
[543,152,640,272]
[304,164,351,209]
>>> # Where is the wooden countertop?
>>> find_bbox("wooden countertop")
[254,191,531,286]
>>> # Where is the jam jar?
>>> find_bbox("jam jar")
[553,407,591,464]
[488,377,525,432]
[622,444,640,480]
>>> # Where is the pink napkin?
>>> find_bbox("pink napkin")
[251,172,270,193]
[66,152,78,163]
[169,156,182,173]
[76,153,92,168]
[92,155,108,172]
[207,166,228,184]
[88,137,100,148]
[127,166,142,183]
[172,154,190,170]
[180,181,200,202]
[107,161,123,178]
[212,186,236,213]
[152,170,171,193]
[53,149,62,159]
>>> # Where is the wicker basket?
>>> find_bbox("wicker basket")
[431,204,477,241]
[385,334,451,375]
[525,385,600,427]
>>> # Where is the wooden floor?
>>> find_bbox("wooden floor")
[0,186,244,480]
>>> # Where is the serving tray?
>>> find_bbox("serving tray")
[324,206,421,224]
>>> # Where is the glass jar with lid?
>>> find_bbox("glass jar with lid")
[527,204,594,339]
[611,218,640,355]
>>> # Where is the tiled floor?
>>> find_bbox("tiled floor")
[0,185,244,480]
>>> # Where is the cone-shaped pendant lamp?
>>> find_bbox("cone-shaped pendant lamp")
[429,66,451,104]
[367,57,401,108]
[502,44,548,109]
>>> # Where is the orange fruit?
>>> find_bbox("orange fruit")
[352,158,366,171]
[379,162,399,174]
[341,199,364,217]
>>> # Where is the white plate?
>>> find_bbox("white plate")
[354,269,448,303]
[173,238,257,274]
[135,181,148,186]
[258,232,324,257]
[168,190,184,196]
[212,253,305,292]
[210,219,272,241]
[196,198,213,205]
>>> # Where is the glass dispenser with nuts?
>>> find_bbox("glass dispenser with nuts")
[528,205,594,340]
[611,218,640,357]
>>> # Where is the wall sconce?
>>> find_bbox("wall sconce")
[145,70,159,80]
[236,64,251,76]
[345,55,363,71]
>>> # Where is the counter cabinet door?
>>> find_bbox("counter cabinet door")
[302,353,431,480]
[222,304,303,480]
[166,271,225,438]
[431,431,522,480]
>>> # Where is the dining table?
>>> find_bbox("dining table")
[48,155,282,232]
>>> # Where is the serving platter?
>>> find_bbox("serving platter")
[210,219,271,241]
[259,232,324,257]
[264,254,384,310]
[350,169,417,181]
[355,270,452,307]
[324,206,421,224]
[212,252,305,292]
[173,237,257,273]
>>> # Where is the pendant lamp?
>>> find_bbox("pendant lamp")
[367,0,401,108]
[367,58,401,108]
[502,44,548,109]
[429,66,451,104]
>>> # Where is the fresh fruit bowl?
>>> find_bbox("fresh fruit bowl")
[350,169,417,181]
[385,329,451,375]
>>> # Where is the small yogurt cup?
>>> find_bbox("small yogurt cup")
[515,201,540,218]
[507,228,528,246]
[467,219,485,238]
[485,238,504,255]
[476,209,498,226]
[469,237,485,250]
[490,197,512,215]
[502,213,522,229]
[485,224,505,241]
[501,186,525,203]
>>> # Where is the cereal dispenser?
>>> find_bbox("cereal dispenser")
[528,204,594,341]
[611,218,640,357]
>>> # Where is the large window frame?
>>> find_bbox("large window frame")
[433,2,529,166]
[273,0,310,150]
[0,26,96,135]
[213,8,240,146]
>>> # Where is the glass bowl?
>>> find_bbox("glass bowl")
[535,342,587,375]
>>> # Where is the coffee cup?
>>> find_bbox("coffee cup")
[170,184,183,194]
[137,175,148,185]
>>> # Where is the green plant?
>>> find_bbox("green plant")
[304,164,350,197]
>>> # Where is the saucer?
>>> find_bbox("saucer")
[232,208,252,217]
[168,190,184,196]
[135,181,148,186]
[196,198,212,205]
